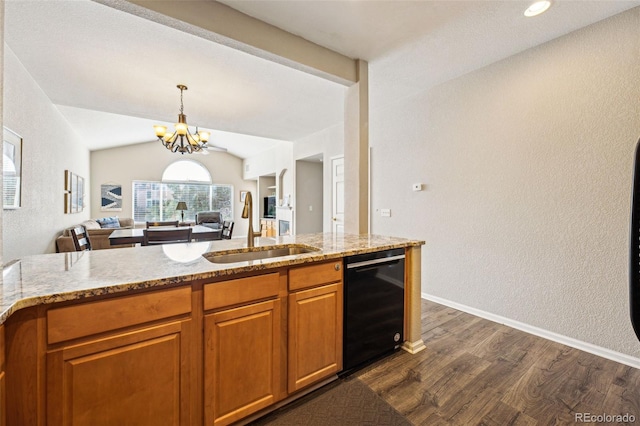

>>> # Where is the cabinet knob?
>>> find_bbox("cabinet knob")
[334,263,341,271]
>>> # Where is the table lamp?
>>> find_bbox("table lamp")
[176,201,188,222]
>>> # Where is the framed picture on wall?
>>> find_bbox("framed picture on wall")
[77,175,84,212]
[3,127,23,209]
[101,184,123,211]
[71,173,78,213]
[64,170,85,214]
[64,170,72,214]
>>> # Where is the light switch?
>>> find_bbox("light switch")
[380,208,391,217]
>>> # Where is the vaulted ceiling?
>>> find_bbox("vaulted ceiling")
[5,0,639,158]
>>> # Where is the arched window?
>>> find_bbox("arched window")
[132,160,232,223]
[161,160,211,183]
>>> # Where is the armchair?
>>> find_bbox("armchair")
[195,211,222,229]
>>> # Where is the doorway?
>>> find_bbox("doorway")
[295,155,324,234]
[331,156,344,234]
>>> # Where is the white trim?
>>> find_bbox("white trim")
[368,146,371,235]
[422,293,640,370]
[401,339,426,354]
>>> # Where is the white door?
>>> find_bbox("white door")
[332,157,345,234]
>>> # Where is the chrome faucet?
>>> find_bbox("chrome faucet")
[241,192,261,247]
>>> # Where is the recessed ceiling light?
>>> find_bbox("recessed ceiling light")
[524,0,552,17]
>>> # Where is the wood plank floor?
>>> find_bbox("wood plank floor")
[354,299,640,425]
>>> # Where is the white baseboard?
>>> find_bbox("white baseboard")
[422,293,640,370]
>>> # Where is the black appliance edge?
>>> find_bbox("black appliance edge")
[630,138,640,342]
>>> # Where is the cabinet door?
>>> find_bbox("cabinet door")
[260,219,268,237]
[47,320,191,426]
[288,283,343,393]
[0,325,5,426]
[204,299,282,426]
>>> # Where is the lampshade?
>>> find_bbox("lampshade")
[175,122,188,136]
[176,202,188,211]
[154,125,167,138]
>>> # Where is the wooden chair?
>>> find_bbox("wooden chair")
[70,226,91,251]
[143,228,193,246]
[221,221,234,239]
[146,220,179,228]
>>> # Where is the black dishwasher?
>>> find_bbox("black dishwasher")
[342,248,405,375]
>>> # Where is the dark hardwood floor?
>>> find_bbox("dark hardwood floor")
[354,299,640,425]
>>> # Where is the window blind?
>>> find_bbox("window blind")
[132,180,233,223]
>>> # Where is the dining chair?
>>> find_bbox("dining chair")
[146,220,179,228]
[221,221,234,239]
[143,228,192,246]
[70,226,92,251]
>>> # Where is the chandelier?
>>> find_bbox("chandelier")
[153,85,211,155]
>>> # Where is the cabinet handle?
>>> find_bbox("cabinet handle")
[334,263,341,271]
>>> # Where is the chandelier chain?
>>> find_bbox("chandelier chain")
[179,87,184,115]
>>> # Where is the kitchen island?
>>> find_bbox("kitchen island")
[0,233,424,425]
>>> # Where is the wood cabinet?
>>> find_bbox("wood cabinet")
[0,325,5,426]
[260,219,277,237]
[288,261,343,393]
[205,299,282,426]
[47,320,192,426]
[203,273,284,426]
[4,258,352,426]
[45,287,193,426]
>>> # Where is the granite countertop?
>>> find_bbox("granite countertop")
[0,233,424,325]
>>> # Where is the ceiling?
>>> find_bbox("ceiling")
[5,0,640,158]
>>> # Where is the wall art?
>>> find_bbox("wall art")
[64,170,85,214]
[101,183,123,211]
[3,127,22,209]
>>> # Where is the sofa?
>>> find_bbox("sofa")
[56,217,135,252]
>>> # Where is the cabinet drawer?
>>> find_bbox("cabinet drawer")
[47,286,192,344]
[289,261,343,291]
[204,273,280,311]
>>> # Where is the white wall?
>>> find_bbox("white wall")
[244,129,345,235]
[295,160,323,233]
[90,141,255,238]
[3,47,90,261]
[244,142,295,230]
[294,123,344,232]
[370,8,640,359]
[243,145,281,180]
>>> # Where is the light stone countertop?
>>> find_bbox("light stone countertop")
[0,233,424,325]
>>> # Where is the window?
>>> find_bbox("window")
[162,160,211,183]
[132,160,233,223]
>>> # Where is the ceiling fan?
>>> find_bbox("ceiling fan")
[200,144,228,155]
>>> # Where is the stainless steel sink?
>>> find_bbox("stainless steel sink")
[203,245,320,264]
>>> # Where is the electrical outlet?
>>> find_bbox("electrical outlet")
[309,205,313,211]
[380,208,391,217]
